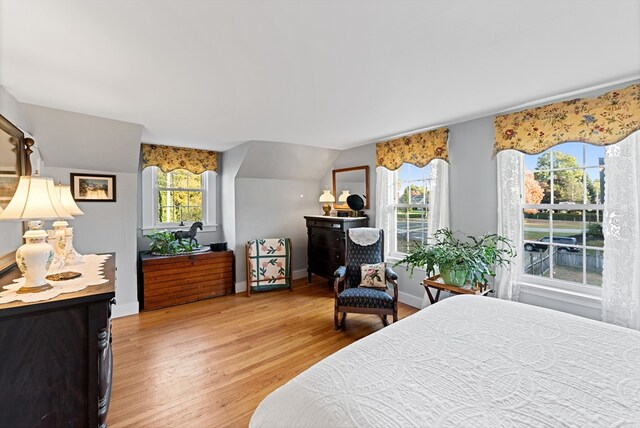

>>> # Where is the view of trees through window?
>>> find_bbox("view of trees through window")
[394,163,432,253]
[523,143,605,287]
[157,169,203,223]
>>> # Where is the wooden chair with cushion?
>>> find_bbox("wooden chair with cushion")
[246,238,292,297]
[333,228,398,330]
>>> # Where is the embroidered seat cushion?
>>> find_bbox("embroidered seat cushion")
[337,287,393,309]
[247,238,291,291]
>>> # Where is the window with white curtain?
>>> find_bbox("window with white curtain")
[522,143,606,288]
[378,159,448,259]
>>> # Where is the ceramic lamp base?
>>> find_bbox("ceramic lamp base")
[16,229,55,292]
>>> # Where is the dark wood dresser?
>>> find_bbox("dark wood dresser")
[0,254,116,427]
[304,215,368,281]
[140,249,234,311]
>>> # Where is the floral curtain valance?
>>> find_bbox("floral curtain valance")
[141,144,218,174]
[494,83,640,155]
[375,127,449,171]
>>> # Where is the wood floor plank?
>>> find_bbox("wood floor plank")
[108,275,419,427]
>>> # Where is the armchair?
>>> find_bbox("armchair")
[334,228,398,330]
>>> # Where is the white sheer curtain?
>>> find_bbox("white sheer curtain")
[375,166,394,256]
[602,131,640,330]
[495,150,524,301]
[421,160,450,308]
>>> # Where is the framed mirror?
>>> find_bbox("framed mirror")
[332,165,370,210]
[0,114,26,274]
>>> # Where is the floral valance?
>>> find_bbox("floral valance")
[375,127,449,171]
[494,83,640,155]
[141,143,218,174]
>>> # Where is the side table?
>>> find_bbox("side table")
[422,274,492,304]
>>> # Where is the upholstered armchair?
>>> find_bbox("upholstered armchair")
[333,228,398,330]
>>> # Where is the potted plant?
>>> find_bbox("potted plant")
[395,228,516,287]
[144,230,199,255]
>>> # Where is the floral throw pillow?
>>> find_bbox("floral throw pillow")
[360,263,386,289]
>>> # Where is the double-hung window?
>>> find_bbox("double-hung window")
[391,163,433,254]
[142,166,217,231]
[522,142,605,288]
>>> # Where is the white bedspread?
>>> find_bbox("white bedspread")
[251,295,640,427]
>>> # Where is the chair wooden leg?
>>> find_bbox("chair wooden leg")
[381,315,389,327]
[340,312,347,329]
[334,308,340,330]
[393,312,398,323]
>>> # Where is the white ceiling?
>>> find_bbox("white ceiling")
[1,0,639,152]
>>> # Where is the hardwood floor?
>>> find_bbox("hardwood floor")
[108,276,419,427]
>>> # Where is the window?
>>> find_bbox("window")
[390,163,433,254]
[142,166,217,231]
[522,142,605,287]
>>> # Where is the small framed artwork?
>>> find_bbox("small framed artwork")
[70,173,117,202]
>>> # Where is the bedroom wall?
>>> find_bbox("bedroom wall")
[21,104,143,318]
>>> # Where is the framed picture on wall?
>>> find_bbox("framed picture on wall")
[70,173,117,202]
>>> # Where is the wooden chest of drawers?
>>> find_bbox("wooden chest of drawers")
[140,250,234,310]
[304,216,368,281]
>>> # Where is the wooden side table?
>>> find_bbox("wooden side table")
[422,274,492,304]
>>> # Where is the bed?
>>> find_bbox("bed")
[250,295,640,427]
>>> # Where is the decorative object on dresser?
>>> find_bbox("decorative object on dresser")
[246,238,292,296]
[318,190,335,216]
[144,227,201,255]
[332,165,369,210]
[139,249,234,311]
[70,173,116,202]
[173,221,203,246]
[48,183,85,266]
[334,228,398,330]
[304,215,368,282]
[0,253,116,427]
[0,176,73,293]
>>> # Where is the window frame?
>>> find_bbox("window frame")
[141,166,217,232]
[387,163,433,259]
[521,144,604,294]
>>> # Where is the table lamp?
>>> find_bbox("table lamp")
[338,190,350,204]
[319,190,335,216]
[0,176,72,293]
[50,184,85,265]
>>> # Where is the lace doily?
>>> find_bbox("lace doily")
[349,228,381,246]
[0,254,111,304]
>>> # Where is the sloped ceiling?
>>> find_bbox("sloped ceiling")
[235,141,340,181]
[1,1,639,152]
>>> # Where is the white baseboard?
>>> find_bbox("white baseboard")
[234,268,308,293]
[398,291,423,309]
[112,301,139,318]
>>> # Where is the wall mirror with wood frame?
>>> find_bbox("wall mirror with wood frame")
[332,165,370,210]
[0,114,26,274]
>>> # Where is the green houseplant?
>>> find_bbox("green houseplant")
[395,228,516,287]
[144,230,199,255]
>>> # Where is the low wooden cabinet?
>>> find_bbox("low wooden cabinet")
[304,216,368,281]
[140,250,234,310]
[0,254,116,427]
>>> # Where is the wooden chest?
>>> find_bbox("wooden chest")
[304,216,368,281]
[140,250,234,310]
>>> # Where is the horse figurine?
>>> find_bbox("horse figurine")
[173,221,203,246]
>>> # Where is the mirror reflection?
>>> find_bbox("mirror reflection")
[0,114,25,273]
[332,165,370,209]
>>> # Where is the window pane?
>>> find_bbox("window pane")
[585,167,601,204]
[183,206,202,222]
[553,251,584,284]
[188,191,202,208]
[188,172,203,188]
[551,209,582,248]
[524,170,545,205]
[585,144,606,168]
[407,207,426,245]
[585,210,604,248]
[396,207,409,253]
[553,143,584,168]
[157,170,168,187]
[523,209,549,244]
[552,169,584,204]
[523,250,550,278]
[585,249,604,287]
